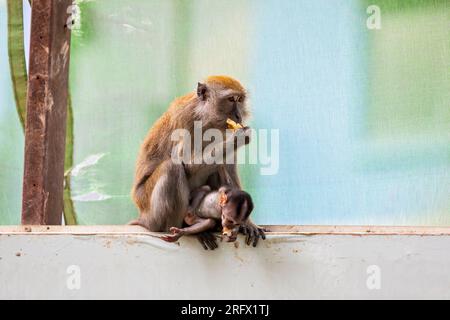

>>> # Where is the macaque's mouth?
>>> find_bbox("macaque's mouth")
[222,229,238,242]
[223,235,237,242]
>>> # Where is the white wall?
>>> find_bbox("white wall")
[0,226,449,299]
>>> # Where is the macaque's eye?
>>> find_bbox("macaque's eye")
[237,96,243,103]
[228,97,235,103]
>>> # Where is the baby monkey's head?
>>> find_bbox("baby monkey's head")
[218,187,254,242]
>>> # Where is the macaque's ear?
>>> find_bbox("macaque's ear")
[197,82,208,101]
[219,192,228,207]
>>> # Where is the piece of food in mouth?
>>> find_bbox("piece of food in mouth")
[222,227,236,242]
[222,228,236,242]
[222,228,233,237]
[226,118,243,130]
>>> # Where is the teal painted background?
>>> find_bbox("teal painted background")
[1,0,449,225]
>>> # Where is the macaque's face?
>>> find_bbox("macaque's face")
[219,188,254,242]
[221,209,243,242]
[196,77,249,130]
[217,93,246,127]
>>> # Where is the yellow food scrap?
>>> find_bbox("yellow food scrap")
[226,118,243,130]
[222,227,233,236]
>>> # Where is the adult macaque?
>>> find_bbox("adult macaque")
[161,185,260,248]
[131,76,266,249]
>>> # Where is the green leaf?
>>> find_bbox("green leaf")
[7,0,27,129]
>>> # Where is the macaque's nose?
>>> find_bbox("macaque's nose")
[233,109,242,124]
[235,113,242,124]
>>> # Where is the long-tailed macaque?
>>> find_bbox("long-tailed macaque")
[130,76,266,249]
[161,185,260,247]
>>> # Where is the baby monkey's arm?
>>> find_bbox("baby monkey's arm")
[161,215,216,242]
[161,185,215,243]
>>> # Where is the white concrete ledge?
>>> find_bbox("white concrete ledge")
[1,225,449,299]
[2,225,450,235]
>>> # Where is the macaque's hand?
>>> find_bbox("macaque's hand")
[240,221,268,247]
[197,231,219,250]
[161,227,184,243]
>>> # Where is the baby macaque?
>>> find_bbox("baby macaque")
[161,186,254,243]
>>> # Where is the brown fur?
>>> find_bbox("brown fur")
[131,75,254,233]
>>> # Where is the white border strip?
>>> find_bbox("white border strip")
[1,225,450,236]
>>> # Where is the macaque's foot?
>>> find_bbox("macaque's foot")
[128,219,147,228]
[161,227,183,243]
[240,223,268,247]
[197,231,219,250]
[128,219,140,226]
